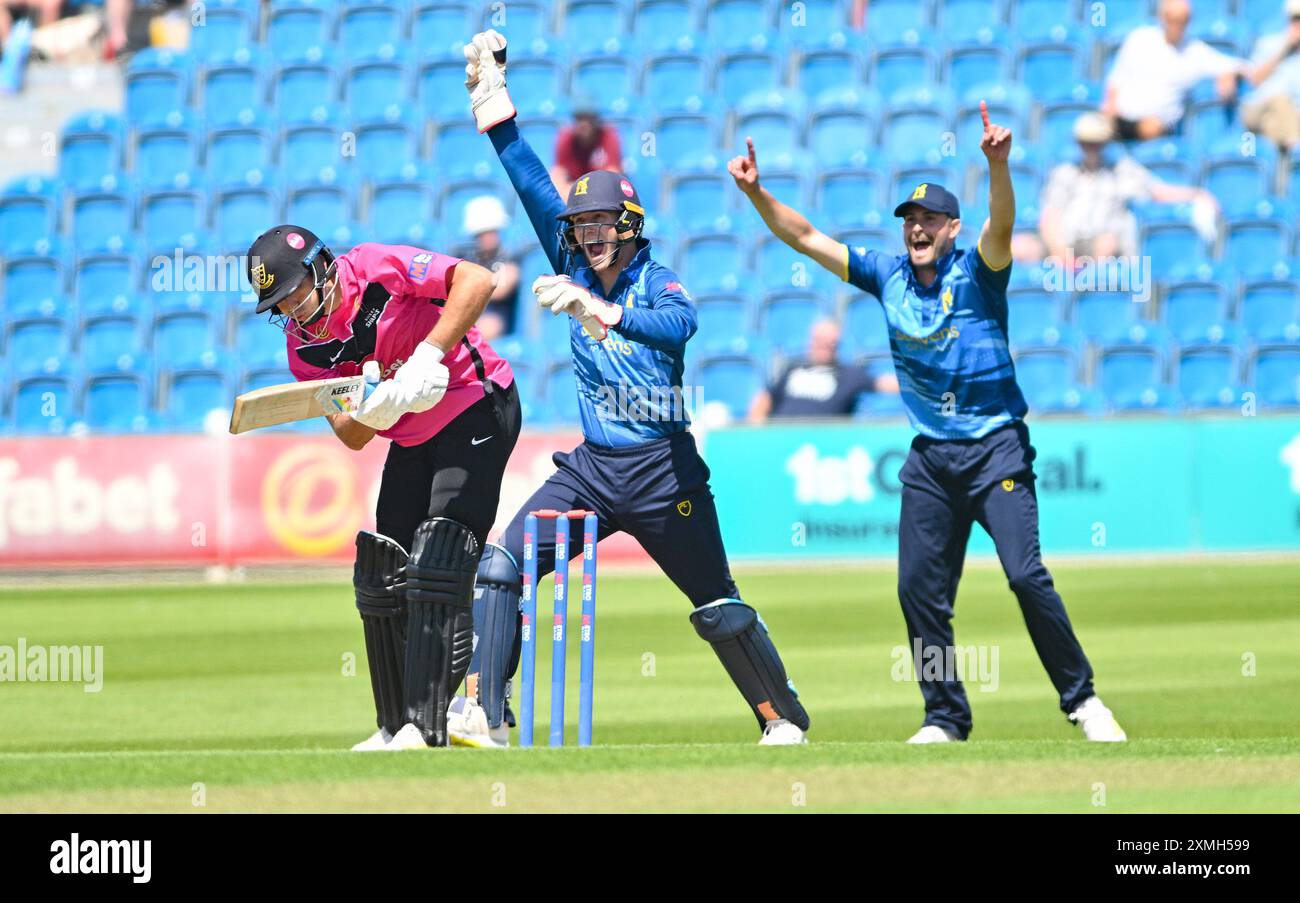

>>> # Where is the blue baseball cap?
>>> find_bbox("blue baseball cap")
[893,183,961,219]
[557,170,644,221]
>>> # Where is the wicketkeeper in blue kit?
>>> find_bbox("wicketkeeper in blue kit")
[731,104,1128,743]
[443,29,810,747]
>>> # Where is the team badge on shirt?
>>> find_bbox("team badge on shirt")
[665,281,692,301]
[408,252,434,282]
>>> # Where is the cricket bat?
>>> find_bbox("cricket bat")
[229,362,380,434]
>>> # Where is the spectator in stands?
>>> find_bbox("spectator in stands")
[1242,0,1300,152]
[748,319,899,422]
[550,97,621,198]
[1037,112,1219,262]
[1102,0,1252,141]
[456,195,520,340]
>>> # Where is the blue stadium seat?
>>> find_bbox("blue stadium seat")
[368,179,437,244]
[716,51,783,107]
[816,169,884,227]
[280,121,349,184]
[695,353,763,419]
[563,0,630,55]
[652,114,718,170]
[164,370,232,431]
[1098,346,1170,411]
[940,0,1007,43]
[736,107,803,159]
[236,314,289,371]
[205,125,274,184]
[955,102,1025,161]
[344,58,412,122]
[891,165,960,208]
[241,368,296,397]
[799,50,863,103]
[1224,219,1292,281]
[1252,346,1300,408]
[1014,347,1078,410]
[418,58,471,118]
[1202,157,1271,217]
[434,122,501,180]
[1006,287,1063,348]
[1090,0,1151,42]
[266,1,335,64]
[703,0,776,53]
[201,58,263,127]
[11,376,78,434]
[808,110,874,169]
[945,44,1009,88]
[633,0,699,54]
[1242,0,1287,33]
[440,180,513,233]
[777,0,848,47]
[8,318,72,376]
[154,311,224,371]
[1141,223,1209,283]
[3,254,63,319]
[759,291,828,353]
[80,313,148,375]
[189,7,254,64]
[124,50,191,125]
[1011,0,1079,42]
[486,0,550,52]
[678,233,746,294]
[1177,346,1240,410]
[642,53,708,113]
[0,175,61,254]
[271,64,338,125]
[149,287,221,317]
[573,55,638,115]
[1017,43,1084,100]
[1072,291,1143,345]
[134,122,199,190]
[140,190,205,254]
[214,186,278,251]
[413,2,477,56]
[844,293,891,355]
[71,192,132,254]
[75,254,135,319]
[83,374,153,433]
[1240,280,1300,344]
[867,0,933,45]
[735,168,807,230]
[354,117,420,181]
[506,57,567,117]
[667,173,733,232]
[60,112,123,193]
[287,184,354,236]
[1163,281,1234,345]
[1036,101,1094,158]
[873,47,936,104]
[695,294,754,353]
[338,4,404,60]
[880,108,950,165]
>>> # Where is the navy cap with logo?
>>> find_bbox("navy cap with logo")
[557,169,644,221]
[893,183,961,220]
[246,224,334,314]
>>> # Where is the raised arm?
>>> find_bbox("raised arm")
[977,101,1014,270]
[729,137,848,279]
[465,29,569,272]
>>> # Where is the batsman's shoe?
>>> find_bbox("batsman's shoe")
[906,725,961,744]
[758,719,807,746]
[385,722,431,750]
[350,728,393,752]
[447,696,509,749]
[1069,696,1127,742]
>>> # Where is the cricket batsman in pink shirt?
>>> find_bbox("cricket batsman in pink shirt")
[245,224,520,750]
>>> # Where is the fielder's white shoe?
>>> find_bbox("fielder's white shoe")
[906,725,962,744]
[447,696,509,749]
[350,728,393,751]
[385,722,431,750]
[758,719,808,746]
[1069,696,1128,742]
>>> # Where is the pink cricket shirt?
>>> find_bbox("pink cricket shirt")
[285,243,514,446]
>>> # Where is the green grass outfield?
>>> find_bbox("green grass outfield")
[1,560,1297,813]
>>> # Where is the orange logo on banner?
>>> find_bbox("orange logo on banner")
[261,444,363,556]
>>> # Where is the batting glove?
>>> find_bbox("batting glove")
[532,274,622,341]
[393,341,449,413]
[463,29,515,133]
[352,379,411,430]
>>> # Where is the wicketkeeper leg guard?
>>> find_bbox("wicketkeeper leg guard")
[403,517,481,746]
[353,531,408,739]
[468,543,521,730]
[690,598,811,732]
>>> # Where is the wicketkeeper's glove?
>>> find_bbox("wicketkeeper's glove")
[464,29,515,133]
[533,274,622,342]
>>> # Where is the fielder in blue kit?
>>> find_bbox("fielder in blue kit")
[445,29,810,747]
[733,104,1127,742]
